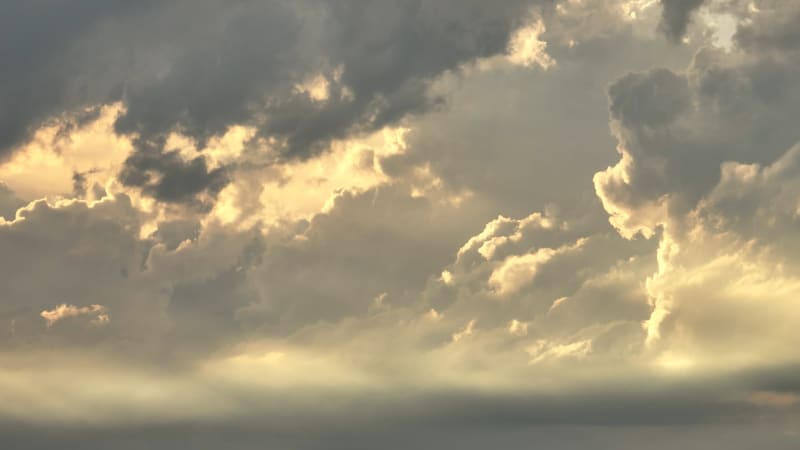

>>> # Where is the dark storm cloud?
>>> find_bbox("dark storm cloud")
[1,0,550,203]
[118,139,229,208]
[658,0,706,42]
[0,0,153,161]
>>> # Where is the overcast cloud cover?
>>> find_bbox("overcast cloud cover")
[2,0,800,448]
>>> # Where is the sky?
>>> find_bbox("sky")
[1,0,800,448]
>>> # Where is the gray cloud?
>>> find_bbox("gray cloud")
[119,139,229,208]
[382,7,695,219]
[4,1,800,446]
[597,43,800,236]
[609,68,691,128]
[0,181,489,358]
[593,0,800,355]
[3,424,799,450]
[1,0,552,204]
[734,1,800,53]
[658,0,706,42]
[0,183,23,221]
[229,183,496,338]
[0,196,159,350]
[0,1,152,160]
[2,363,800,449]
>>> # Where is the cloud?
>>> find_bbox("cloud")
[380,7,697,219]
[596,49,800,237]
[0,183,23,221]
[418,207,654,365]
[0,0,148,158]
[1,0,554,204]
[506,19,556,69]
[40,304,109,328]
[119,140,230,209]
[488,238,587,296]
[608,68,692,127]
[642,144,800,355]
[0,178,488,358]
[0,195,162,350]
[734,0,800,53]
[0,103,132,201]
[595,0,800,355]
[238,183,491,335]
[4,422,800,450]
[658,0,707,42]
[3,1,800,447]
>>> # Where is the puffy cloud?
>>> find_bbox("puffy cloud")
[0,195,163,351]
[506,19,556,69]
[0,177,485,358]
[239,182,492,334]
[595,0,800,362]
[488,238,587,296]
[418,207,655,365]
[596,49,800,237]
[640,144,800,356]
[40,304,109,328]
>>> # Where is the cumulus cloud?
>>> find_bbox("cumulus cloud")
[595,0,800,360]
[596,50,800,237]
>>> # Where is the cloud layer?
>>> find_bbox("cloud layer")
[2,0,800,448]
